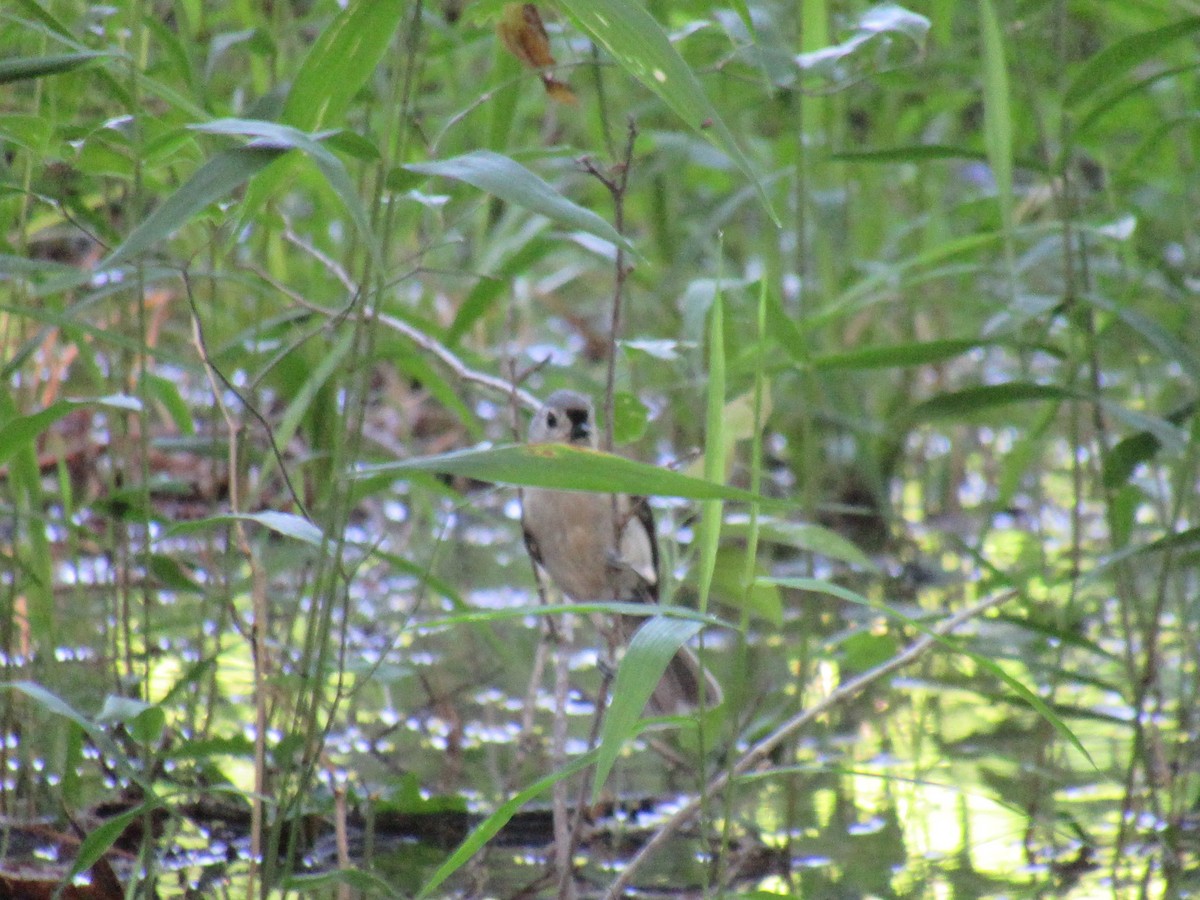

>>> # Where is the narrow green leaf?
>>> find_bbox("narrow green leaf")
[832,144,988,164]
[1065,17,1200,108]
[283,1,407,130]
[416,753,595,899]
[99,146,287,270]
[913,381,1184,453]
[3,681,97,734]
[283,869,398,896]
[273,327,354,463]
[908,382,1063,420]
[0,253,83,282]
[421,601,724,631]
[978,0,1014,243]
[555,0,778,224]
[142,372,196,436]
[814,339,984,370]
[1081,291,1200,385]
[357,443,772,504]
[94,695,166,744]
[148,554,204,593]
[593,616,703,797]
[164,511,324,546]
[190,119,378,264]
[796,4,929,78]
[407,151,632,250]
[1102,401,1196,489]
[0,395,142,466]
[711,547,782,625]
[0,51,108,84]
[724,517,878,571]
[1,681,136,778]
[696,284,727,610]
[1075,63,1196,138]
[96,695,154,726]
[69,802,158,882]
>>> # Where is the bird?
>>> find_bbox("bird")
[521,389,720,714]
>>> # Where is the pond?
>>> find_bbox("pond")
[4,435,1193,899]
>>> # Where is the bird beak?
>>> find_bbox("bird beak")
[570,420,591,442]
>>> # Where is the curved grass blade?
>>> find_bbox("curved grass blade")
[163,511,324,547]
[814,338,986,370]
[0,51,108,84]
[416,752,595,899]
[407,150,632,251]
[99,145,286,271]
[0,395,141,466]
[189,118,379,265]
[358,443,772,504]
[282,1,407,131]
[1065,17,1200,108]
[592,616,703,798]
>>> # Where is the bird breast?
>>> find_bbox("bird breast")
[524,488,651,602]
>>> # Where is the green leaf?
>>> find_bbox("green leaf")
[421,601,724,632]
[696,283,728,609]
[593,616,703,797]
[406,151,632,250]
[978,0,1013,241]
[555,0,778,224]
[189,119,378,264]
[1064,17,1200,108]
[0,51,109,84]
[611,391,649,443]
[708,547,782,625]
[282,1,407,130]
[97,696,165,744]
[283,869,398,896]
[814,339,985,370]
[69,804,149,881]
[910,382,1184,452]
[0,395,142,466]
[724,517,879,572]
[1080,292,1200,386]
[1,682,129,774]
[357,443,772,504]
[908,382,1063,420]
[416,753,595,899]
[164,511,324,547]
[99,145,287,270]
[142,372,195,436]
[831,144,988,164]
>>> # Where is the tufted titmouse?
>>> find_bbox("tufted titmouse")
[521,389,720,714]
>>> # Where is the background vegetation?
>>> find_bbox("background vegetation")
[2,0,1198,896]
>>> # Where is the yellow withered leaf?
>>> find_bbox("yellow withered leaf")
[496,3,577,105]
[497,3,555,69]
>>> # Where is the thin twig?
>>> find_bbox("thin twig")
[185,269,274,893]
[580,118,637,453]
[602,590,1016,899]
[181,270,311,521]
[373,310,540,411]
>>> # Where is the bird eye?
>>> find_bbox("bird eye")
[546,412,558,428]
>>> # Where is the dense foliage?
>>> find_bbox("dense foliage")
[2,0,1198,896]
